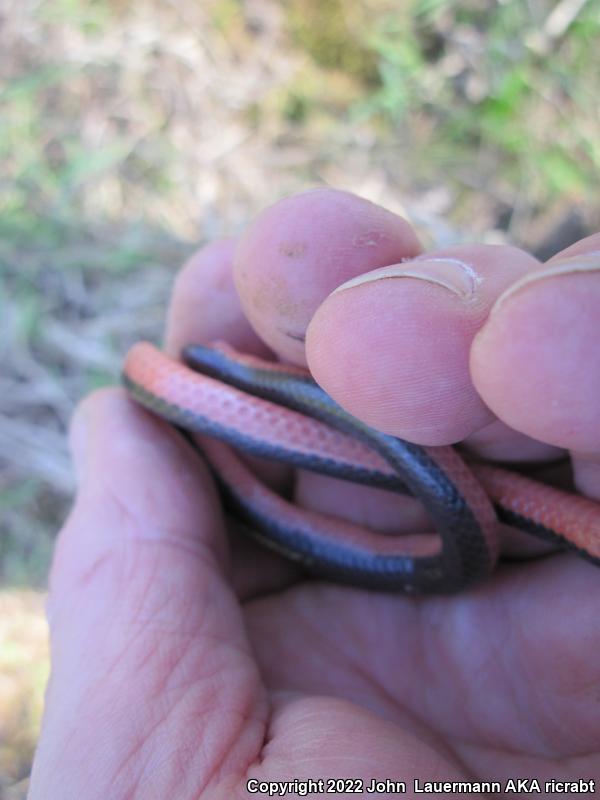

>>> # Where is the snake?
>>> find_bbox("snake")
[122,341,600,593]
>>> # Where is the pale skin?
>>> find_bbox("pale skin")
[30,189,600,799]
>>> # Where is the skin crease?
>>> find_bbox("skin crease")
[30,190,600,799]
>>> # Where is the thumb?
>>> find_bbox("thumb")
[30,388,266,799]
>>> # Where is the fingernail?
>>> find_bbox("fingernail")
[492,252,600,313]
[69,406,89,480]
[331,257,481,299]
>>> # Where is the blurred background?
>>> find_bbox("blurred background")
[1,0,599,794]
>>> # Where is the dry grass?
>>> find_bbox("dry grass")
[0,592,48,799]
[1,0,599,794]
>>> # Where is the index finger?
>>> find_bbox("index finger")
[233,187,422,364]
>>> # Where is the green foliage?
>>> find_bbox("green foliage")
[37,0,113,34]
[210,0,244,32]
[278,0,600,202]
[286,0,380,83]
[351,0,600,199]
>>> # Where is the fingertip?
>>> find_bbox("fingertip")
[307,278,491,444]
[471,263,600,451]
[166,238,270,358]
[234,188,422,363]
[548,232,600,263]
[307,245,536,444]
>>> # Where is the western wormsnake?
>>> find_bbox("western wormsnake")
[122,341,600,593]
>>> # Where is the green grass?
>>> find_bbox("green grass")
[287,0,600,212]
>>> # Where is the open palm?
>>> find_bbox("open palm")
[31,190,600,798]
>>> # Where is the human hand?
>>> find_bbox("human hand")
[30,190,600,798]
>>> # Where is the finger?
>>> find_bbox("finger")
[165,238,271,358]
[295,472,431,533]
[471,234,600,499]
[234,189,427,541]
[303,244,564,555]
[234,187,422,364]
[235,199,559,550]
[30,389,266,798]
[166,239,289,490]
[306,244,541,446]
[165,239,298,592]
[165,240,285,486]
